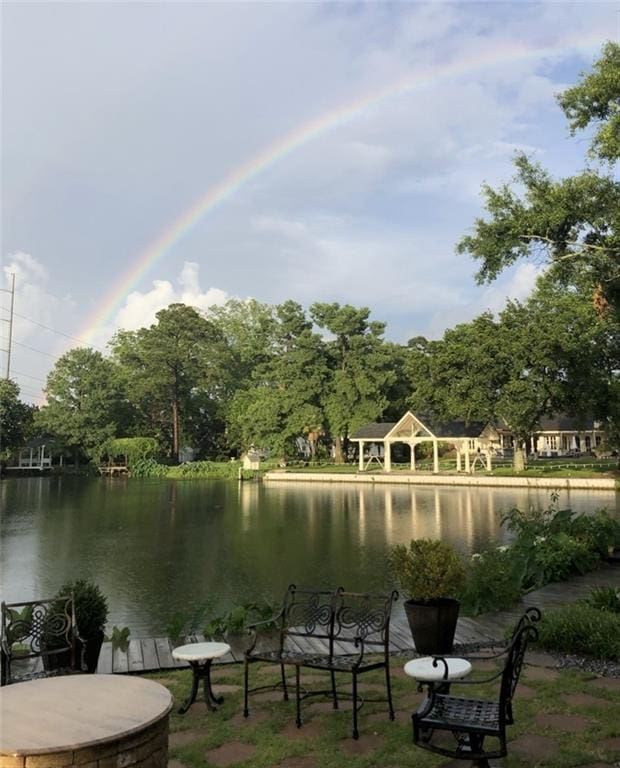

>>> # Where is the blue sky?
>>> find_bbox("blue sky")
[1,1,615,403]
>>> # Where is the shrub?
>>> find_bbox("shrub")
[502,497,614,590]
[130,458,168,478]
[204,599,276,639]
[55,579,109,640]
[586,587,620,613]
[460,546,524,615]
[536,603,620,660]
[167,460,242,480]
[390,539,466,601]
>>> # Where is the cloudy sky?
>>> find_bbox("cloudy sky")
[1,1,614,403]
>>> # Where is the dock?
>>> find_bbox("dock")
[95,562,620,674]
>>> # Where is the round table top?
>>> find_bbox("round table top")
[172,641,231,662]
[0,674,172,756]
[403,656,472,682]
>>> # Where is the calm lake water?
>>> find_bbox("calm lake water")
[1,476,617,636]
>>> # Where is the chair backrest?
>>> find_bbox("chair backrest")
[1,595,77,685]
[332,590,398,650]
[280,585,337,643]
[499,607,541,724]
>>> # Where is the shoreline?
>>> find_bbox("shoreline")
[264,470,617,491]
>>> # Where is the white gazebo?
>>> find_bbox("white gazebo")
[350,411,500,474]
[10,437,56,470]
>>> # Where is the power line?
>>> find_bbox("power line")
[12,340,64,360]
[0,307,106,352]
[12,370,47,383]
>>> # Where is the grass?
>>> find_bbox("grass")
[147,657,620,767]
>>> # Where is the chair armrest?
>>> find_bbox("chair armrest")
[245,612,282,632]
[245,611,283,655]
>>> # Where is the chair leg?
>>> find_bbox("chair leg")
[385,663,394,720]
[281,662,288,701]
[243,659,249,718]
[330,669,338,709]
[295,665,302,728]
[352,671,359,740]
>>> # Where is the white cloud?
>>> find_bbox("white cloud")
[112,262,228,332]
[2,252,78,404]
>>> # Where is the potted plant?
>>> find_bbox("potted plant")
[391,538,466,655]
[55,579,109,673]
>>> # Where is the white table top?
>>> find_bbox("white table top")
[0,674,172,755]
[172,641,231,662]
[403,656,472,682]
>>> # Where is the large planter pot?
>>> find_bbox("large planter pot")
[80,631,105,673]
[404,598,460,655]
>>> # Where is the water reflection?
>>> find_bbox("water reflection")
[1,477,617,636]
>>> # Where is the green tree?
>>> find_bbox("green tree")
[37,348,129,460]
[458,43,620,315]
[0,379,34,461]
[112,304,227,462]
[310,302,395,463]
[227,301,329,460]
[558,41,620,163]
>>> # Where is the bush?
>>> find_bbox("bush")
[460,546,524,615]
[55,579,109,640]
[536,603,620,660]
[586,587,620,613]
[390,539,466,601]
[130,458,168,478]
[204,599,276,639]
[167,460,242,480]
[502,497,615,590]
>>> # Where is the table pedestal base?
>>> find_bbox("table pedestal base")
[179,659,224,714]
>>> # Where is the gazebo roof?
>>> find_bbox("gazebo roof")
[351,412,494,441]
[350,422,397,440]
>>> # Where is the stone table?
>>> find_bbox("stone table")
[0,674,173,768]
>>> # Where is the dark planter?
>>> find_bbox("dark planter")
[404,598,460,655]
[79,631,105,673]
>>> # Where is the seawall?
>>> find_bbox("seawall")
[263,471,617,491]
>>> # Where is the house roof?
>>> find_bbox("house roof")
[350,422,397,440]
[536,415,598,432]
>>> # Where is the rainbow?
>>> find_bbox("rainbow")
[78,35,603,345]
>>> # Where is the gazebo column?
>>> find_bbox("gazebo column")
[486,450,492,471]
[432,441,439,474]
[410,443,416,471]
[464,448,470,474]
[456,447,462,473]
[384,441,391,472]
[358,441,365,471]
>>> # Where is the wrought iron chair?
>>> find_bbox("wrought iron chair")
[305,589,398,739]
[244,585,337,717]
[1,595,85,685]
[412,607,541,767]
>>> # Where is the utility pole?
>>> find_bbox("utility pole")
[2,273,16,379]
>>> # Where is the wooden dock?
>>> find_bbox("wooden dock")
[95,562,620,674]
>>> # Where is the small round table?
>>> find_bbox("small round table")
[404,656,472,694]
[172,641,231,713]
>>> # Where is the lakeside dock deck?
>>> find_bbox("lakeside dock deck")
[92,562,620,674]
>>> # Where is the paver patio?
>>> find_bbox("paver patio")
[144,650,620,768]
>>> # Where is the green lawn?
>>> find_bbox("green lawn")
[149,656,620,768]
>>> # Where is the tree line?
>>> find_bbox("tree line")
[2,43,618,470]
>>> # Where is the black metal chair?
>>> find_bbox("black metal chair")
[244,585,337,716]
[307,589,398,739]
[1,595,85,686]
[412,607,541,767]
